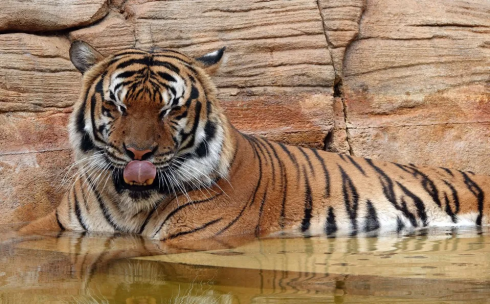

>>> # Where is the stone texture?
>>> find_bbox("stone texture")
[0,35,78,224]
[0,0,489,224]
[319,0,365,79]
[226,93,334,148]
[0,0,109,32]
[0,34,80,112]
[71,0,336,146]
[0,0,337,224]
[342,0,490,174]
[0,111,72,224]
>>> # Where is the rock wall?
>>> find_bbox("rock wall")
[0,0,488,224]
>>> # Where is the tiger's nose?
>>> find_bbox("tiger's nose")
[124,145,155,160]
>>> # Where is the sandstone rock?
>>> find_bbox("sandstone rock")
[319,0,365,78]
[0,34,78,224]
[69,12,136,53]
[0,0,489,226]
[0,0,109,32]
[71,0,336,145]
[0,34,80,112]
[342,0,490,174]
[0,111,71,224]
[226,93,334,149]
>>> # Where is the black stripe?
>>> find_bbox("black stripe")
[165,218,222,241]
[364,200,380,232]
[189,85,200,102]
[73,190,88,230]
[156,71,176,83]
[367,160,420,228]
[116,69,143,80]
[442,180,460,223]
[440,167,454,177]
[346,155,366,176]
[400,197,418,227]
[75,95,95,152]
[298,147,315,177]
[195,121,217,158]
[139,207,158,234]
[460,171,484,226]
[255,189,268,237]
[85,174,122,231]
[245,136,264,208]
[216,197,249,236]
[397,182,428,226]
[114,57,149,70]
[151,60,181,74]
[277,142,301,185]
[114,79,134,93]
[90,78,106,145]
[262,141,288,230]
[394,163,413,174]
[151,192,223,238]
[325,207,337,235]
[252,137,276,188]
[217,136,263,235]
[396,216,405,233]
[55,210,65,231]
[401,166,443,208]
[339,165,359,231]
[179,101,202,149]
[300,167,313,233]
[366,159,398,207]
[421,176,441,208]
[311,149,331,197]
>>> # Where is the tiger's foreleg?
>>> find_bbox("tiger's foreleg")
[18,211,63,234]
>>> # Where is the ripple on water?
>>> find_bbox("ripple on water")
[0,226,489,303]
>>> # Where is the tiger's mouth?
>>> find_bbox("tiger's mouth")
[114,160,161,193]
[123,160,157,186]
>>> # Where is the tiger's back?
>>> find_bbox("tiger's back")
[21,42,490,242]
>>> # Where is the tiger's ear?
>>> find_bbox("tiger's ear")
[195,47,226,74]
[69,41,104,74]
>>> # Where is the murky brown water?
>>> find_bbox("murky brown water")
[0,226,489,303]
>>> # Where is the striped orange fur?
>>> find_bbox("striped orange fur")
[21,41,490,242]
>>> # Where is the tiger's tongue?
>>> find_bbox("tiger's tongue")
[123,161,157,185]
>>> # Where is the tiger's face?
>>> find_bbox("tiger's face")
[69,42,230,205]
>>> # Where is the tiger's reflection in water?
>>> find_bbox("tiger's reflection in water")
[1,228,490,303]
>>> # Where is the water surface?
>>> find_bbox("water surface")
[0,226,489,303]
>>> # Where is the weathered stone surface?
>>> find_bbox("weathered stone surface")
[0,111,71,224]
[71,0,336,145]
[326,97,351,154]
[0,1,337,224]
[0,34,81,112]
[343,0,490,174]
[319,0,365,79]
[0,0,109,33]
[226,93,333,149]
[0,0,489,225]
[69,12,136,54]
[0,150,72,225]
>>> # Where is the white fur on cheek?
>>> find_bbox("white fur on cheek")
[175,123,226,187]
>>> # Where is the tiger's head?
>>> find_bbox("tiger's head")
[69,41,234,207]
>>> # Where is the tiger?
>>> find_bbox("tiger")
[20,41,490,243]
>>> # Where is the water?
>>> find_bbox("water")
[0,227,489,303]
